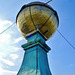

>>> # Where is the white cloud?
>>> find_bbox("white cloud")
[13,47,21,51]
[0,20,12,26]
[0,66,17,75]
[0,20,21,75]
[0,34,11,43]
[0,20,15,55]
[0,20,12,49]
[14,37,23,43]
[0,66,3,75]
[0,52,4,56]
[0,57,15,66]
[10,54,18,59]
[0,20,12,33]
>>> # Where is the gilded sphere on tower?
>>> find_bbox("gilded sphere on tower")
[16,2,59,40]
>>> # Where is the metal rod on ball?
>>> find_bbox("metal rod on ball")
[45,0,52,4]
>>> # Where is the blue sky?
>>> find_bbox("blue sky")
[0,0,75,75]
